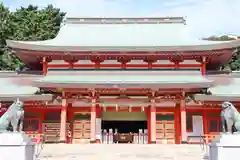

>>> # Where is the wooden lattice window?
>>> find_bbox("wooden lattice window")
[207,112,221,133]
[23,118,40,132]
[208,118,221,133]
[74,113,90,120]
[45,112,61,122]
[156,114,174,120]
[208,112,221,118]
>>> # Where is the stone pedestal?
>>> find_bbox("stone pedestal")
[209,133,240,160]
[0,132,36,160]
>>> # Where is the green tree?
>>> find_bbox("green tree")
[203,35,237,41]
[223,48,240,71]
[0,3,66,70]
[0,3,14,70]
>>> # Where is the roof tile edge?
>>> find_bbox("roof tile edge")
[64,17,186,24]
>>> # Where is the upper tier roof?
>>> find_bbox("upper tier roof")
[6,17,240,52]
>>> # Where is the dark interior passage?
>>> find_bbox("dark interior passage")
[102,120,147,133]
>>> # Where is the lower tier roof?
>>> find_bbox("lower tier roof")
[32,70,214,89]
[0,78,38,95]
[195,78,240,101]
[0,77,52,101]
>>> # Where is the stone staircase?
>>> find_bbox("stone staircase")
[39,144,205,160]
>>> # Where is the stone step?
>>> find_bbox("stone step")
[38,144,205,160]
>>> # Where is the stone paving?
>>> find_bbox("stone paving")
[37,144,206,160]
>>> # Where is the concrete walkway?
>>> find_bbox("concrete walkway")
[37,144,206,160]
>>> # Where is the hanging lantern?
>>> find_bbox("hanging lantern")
[129,105,132,112]
[55,88,63,93]
[102,104,107,112]
[141,106,145,112]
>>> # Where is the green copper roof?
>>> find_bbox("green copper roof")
[195,78,240,102]
[209,78,240,96]
[6,17,240,52]
[39,74,210,84]
[0,78,39,95]
[33,71,214,89]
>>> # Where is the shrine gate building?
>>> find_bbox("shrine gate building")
[2,17,240,144]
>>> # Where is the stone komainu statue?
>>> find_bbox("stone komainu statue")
[0,99,24,132]
[221,101,240,133]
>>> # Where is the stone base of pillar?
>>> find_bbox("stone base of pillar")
[58,140,66,143]
[181,141,188,144]
[150,141,156,144]
[90,140,96,143]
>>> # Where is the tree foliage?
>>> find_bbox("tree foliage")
[0,3,65,70]
[203,35,237,41]
[1,2,240,71]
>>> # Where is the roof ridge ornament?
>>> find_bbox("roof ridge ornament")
[64,17,187,24]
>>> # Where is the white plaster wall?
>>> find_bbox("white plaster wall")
[72,101,89,107]
[187,116,203,137]
[155,101,176,107]
[96,118,102,139]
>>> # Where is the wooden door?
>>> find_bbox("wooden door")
[43,122,70,143]
[156,113,175,144]
[72,113,90,143]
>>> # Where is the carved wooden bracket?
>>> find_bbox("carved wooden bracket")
[117,56,131,64]
[39,56,52,63]
[169,55,184,63]
[90,56,104,63]
[196,56,209,63]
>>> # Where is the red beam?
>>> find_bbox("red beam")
[68,107,90,112]
[156,107,176,112]
[104,106,144,112]
[47,63,201,69]
[186,108,221,111]
[19,49,231,57]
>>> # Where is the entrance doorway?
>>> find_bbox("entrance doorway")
[101,112,147,143]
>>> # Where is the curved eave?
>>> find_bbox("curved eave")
[0,94,53,101]
[194,94,240,102]
[31,81,214,89]
[6,39,240,52]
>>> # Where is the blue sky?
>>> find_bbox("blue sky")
[2,0,240,38]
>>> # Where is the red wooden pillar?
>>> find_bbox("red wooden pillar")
[147,105,151,144]
[66,103,72,121]
[39,110,45,134]
[151,106,156,144]
[42,57,48,75]
[59,98,67,143]
[0,102,3,117]
[148,100,156,144]
[121,62,127,69]
[90,99,96,143]
[201,57,207,76]
[203,109,208,135]
[148,62,152,69]
[180,92,187,144]
[96,104,102,142]
[96,104,101,118]
[69,62,74,69]
[175,103,181,144]
[180,107,187,143]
